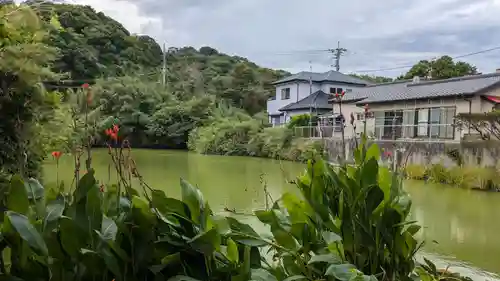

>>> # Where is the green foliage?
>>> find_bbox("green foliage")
[0,172,264,281]
[405,163,500,191]
[397,56,477,80]
[39,2,162,80]
[287,114,318,129]
[252,139,422,281]
[188,112,323,161]
[348,74,393,84]
[404,164,427,180]
[0,3,60,178]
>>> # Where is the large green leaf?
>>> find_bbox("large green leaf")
[43,196,66,232]
[8,175,29,215]
[325,264,358,281]
[226,217,266,247]
[132,195,155,225]
[251,268,278,281]
[226,237,239,263]
[180,178,203,223]
[272,229,298,250]
[365,144,380,161]
[6,211,48,256]
[86,186,102,232]
[60,216,84,258]
[283,276,307,281]
[73,169,96,203]
[322,231,342,244]
[44,196,65,223]
[99,247,122,279]
[24,178,45,200]
[101,215,117,241]
[188,228,220,255]
[308,253,342,264]
[151,189,189,220]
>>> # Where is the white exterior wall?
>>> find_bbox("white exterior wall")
[267,82,321,116]
[319,83,362,95]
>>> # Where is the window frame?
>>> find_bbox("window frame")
[281,88,291,100]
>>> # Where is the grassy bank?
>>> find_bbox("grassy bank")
[187,113,324,162]
[404,163,500,191]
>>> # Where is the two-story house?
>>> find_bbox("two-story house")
[266,70,371,125]
[268,70,500,143]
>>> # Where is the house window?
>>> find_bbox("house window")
[281,88,290,100]
[376,107,456,139]
[329,88,344,95]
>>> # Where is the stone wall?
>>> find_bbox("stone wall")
[323,138,500,167]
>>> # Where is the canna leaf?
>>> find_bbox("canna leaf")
[6,211,48,256]
[8,175,29,215]
[227,237,239,263]
[180,178,203,223]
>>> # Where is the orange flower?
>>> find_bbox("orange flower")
[51,151,62,159]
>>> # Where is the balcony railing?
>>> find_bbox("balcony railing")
[294,123,458,140]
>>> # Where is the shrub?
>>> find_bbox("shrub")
[404,164,427,180]
[253,139,422,281]
[287,113,318,129]
[427,163,450,184]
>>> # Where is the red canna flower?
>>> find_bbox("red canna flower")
[82,83,90,89]
[335,93,339,98]
[105,125,119,141]
[384,150,393,158]
[51,151,62,159]
[341,91,345,97]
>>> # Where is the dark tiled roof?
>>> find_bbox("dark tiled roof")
[355,73,500,104]
[273,70,372,86]
[279,90,332,111]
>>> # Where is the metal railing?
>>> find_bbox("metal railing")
[294,123,459,140]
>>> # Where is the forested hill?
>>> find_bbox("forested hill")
[32,1,288,114]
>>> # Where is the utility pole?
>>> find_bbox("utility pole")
[308,61,313,137]
[330,41,347,72]
[161,42,167,86]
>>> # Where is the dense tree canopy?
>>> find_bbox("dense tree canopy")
[398,55,478,80]
[349,74,393,84]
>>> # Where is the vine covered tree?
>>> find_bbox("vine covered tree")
[0,3,60,177]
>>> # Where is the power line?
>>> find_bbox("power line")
[353,45,500,73]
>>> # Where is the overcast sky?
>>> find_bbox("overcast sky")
[69,0,500,77]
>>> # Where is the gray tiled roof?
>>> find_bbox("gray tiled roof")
[273,70,372,86]
[355,73,500,104]
[279,90,332,111]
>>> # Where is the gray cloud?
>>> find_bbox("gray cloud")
[111,0,500,77]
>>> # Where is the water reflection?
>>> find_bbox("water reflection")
[43,150,500,276]
[406,181,500,275]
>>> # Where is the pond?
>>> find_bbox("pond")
[43,149,500,280]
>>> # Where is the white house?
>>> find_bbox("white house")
[266,70,370,125]
[268,70,500,142]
